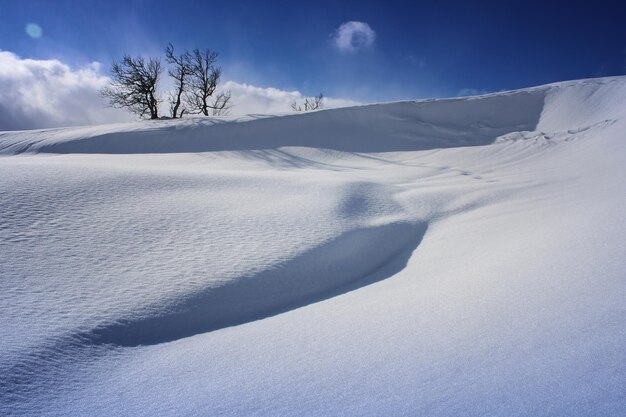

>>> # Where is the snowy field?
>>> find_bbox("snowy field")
[1,76,625,416]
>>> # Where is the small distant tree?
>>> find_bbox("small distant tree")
[101,55,162,119]
[291,93,324,112]
[186,48,232,116]
[165,43,192,118]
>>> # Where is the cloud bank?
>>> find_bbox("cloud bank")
[332,21,376,53]
[0,51,359,131]
[0,51,132,130]
[222,81,358,114]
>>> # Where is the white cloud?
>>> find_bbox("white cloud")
[222,81,359,114]
[0,50,132,131]
[0,51,360,131]
[332,21,376,53]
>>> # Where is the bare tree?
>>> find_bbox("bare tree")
[165,43,192,118]
[184,48,232,116]
[210,91,233,116]
[101,55,161,119]
[189,50,217,116]
[291,93,324,112]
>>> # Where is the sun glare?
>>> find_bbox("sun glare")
[25,23,43,39]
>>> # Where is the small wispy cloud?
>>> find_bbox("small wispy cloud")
[457,88,490,97]
[406,55,426,68]
[332,21,376,53]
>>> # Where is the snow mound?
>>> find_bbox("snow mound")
[1,76,623,155]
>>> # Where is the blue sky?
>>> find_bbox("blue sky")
[1,0,625,103]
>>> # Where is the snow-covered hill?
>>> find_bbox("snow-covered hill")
[1,76,625,416]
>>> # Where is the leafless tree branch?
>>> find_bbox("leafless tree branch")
[101,55,162,119]
[186,48,222,116]
[165,43,192,118]
[291,93,324,112]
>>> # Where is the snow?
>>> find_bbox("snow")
[1,76,625,416]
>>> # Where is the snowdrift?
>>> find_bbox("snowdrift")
[1,76,625,417]
[89,221,427,346]
[1,76,623,155]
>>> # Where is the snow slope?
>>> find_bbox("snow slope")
[1,76,625,416]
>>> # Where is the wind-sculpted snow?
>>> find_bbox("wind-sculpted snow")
[1,76,625,416]
[87,221,427,346]
[0,86,546,154]
[1,76,623,157]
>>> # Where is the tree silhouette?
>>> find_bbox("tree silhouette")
[186,48,231,116]
[165,43,192,118]
[101,55,161,119]
[291,93,324,112]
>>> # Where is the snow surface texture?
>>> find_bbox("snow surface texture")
[1,77,625,416]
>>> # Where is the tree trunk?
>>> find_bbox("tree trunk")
[172,81,184,118]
